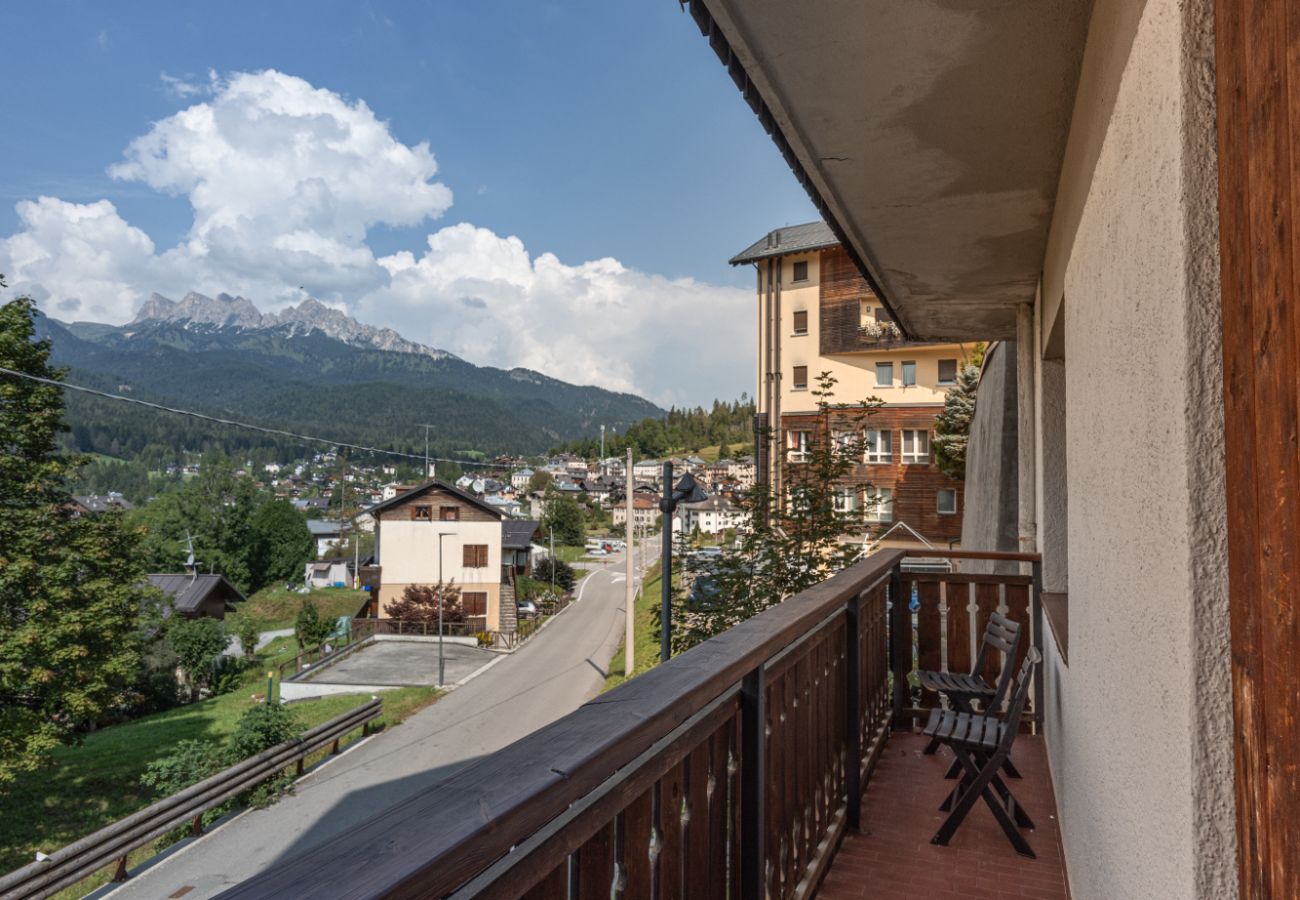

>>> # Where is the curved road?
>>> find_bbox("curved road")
[104,554,644,900]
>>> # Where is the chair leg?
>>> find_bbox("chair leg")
[1002,756,1023,779]
[932,749,1036,859]
[923,736,941,755]
[938,749,1034,829]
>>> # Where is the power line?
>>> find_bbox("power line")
[0,364,503,468]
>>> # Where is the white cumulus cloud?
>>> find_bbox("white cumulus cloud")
[0,69,751,405]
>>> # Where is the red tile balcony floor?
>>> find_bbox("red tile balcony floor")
[820,733,1069,900]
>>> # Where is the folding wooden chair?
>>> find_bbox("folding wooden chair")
[922,647,1041,858]
[918,610,1023,779]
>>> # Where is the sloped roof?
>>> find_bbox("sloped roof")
[146,573,244,614]
[307,519,346,536]
[729,221,838,265]
[502,519,541,550]
[364,478,505,519]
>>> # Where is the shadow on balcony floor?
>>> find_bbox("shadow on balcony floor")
[821,733,1068,900]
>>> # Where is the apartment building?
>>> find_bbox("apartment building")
[732,224,969,544]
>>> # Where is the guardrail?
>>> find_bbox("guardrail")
[0,699,382,900]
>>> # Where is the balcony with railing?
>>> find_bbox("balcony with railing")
[220,548,1066,899]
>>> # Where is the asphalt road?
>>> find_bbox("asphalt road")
[102,553,646,900]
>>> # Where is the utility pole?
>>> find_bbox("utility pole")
[418,423,435,480]
[624,447,634,677]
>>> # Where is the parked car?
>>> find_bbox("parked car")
[517,599,540,618]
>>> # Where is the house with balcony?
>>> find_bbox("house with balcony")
[223,2,1294,899]
[735,225,970,549]
[361,479,513,634]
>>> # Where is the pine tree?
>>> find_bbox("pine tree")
[934,363,979,481]
[0,293,146,786]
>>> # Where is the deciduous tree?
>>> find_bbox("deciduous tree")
[0,293,147,786]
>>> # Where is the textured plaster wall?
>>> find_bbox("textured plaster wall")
[958,341,1019,575]
[1044,0,1235,895]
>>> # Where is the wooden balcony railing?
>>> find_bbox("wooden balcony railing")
[218,548,1040,900]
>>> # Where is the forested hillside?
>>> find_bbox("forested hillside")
[549,397,757,459]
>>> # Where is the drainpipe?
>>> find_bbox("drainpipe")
[1016,304,1037,567]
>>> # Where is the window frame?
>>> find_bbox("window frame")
[787,429,812,463]
[901,360,917,387]
[875,362,894,387]
[937,488,958,515]
[865,428,893,464]
[439,505,460,522]
[411,505,432,521]
[791,259,809,282]
[864,486,894,523]
[937,358,958,385]
[901,429,931,464]
[792,309,809,335]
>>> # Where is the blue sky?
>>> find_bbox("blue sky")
[0,2,818,404]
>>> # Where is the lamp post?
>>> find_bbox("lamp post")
[659,461,708,663]
[436,532,448,687]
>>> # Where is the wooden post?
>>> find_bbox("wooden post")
[888,564,910,729]
[1031,560,1045,731]
[844,591,863,831]
[191,814,204,837]
[739,665,767,900]
[112,855,130,882]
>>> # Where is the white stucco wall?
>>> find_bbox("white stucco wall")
[1037,0,1235,896]
[377,519,502,586]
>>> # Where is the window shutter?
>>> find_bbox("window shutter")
[793,365,808,388]
[792,310,808,333]
[938,359,958,383]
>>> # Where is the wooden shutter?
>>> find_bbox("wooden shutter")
[792,310,808,333]
[462,592,487,616]
[792,365,808,389]
[938,359,958,383]
[463,544,487,567]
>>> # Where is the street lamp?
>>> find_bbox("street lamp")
[659,461,708,663]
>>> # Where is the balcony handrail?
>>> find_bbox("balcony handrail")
[217,548,908,899]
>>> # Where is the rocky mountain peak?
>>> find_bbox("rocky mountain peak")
[128,291,455,361]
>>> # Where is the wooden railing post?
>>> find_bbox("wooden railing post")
[888,564,910,730]
[740,665,767,900]
[844,591,863,831]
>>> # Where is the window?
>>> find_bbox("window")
[463,544,489,568]
[859,300,872,325]
[875,362,894,387]
[937,359,958,384]
[901,360,917,386]
[937,489,958,515]
[864,486,893,522]
[463,592,488,616]
[865,429,893,464]
[792,365,809,389]
[902,429,930,464]
[833,485,858,514]
[439,506,460,521]
[833,430,858,456]
[874,307,893,323]
[792,310,808,334]
[411,505,432,521]
[787,429,812,463]
[792,260,809,282]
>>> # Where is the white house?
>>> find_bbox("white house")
[680,495,749,535]
[511,468,534,491]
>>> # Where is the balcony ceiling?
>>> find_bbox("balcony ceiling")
[694,0,1092,341]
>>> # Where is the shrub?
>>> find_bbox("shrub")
[227,701,301,807]
[167,617,228,699]
[533,557,576,591]
[294,599,333,650]
[139,739,229,842]
[209,655,246,696]
[388,583,465,625]
[232,617,260,660]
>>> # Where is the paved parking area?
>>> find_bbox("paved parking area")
[306,640,496,686]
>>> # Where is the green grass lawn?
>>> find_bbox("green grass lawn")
[0,684,438,889]
[553,545,595,564]
[603,563,664,692]
[228,585,368,632]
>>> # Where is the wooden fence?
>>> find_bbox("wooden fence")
[0,699,382,900]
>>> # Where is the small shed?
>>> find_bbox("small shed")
[146,573,244,621]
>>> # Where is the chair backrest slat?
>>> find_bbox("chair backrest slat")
[970,611,1023,709]
[997,647,1041,753]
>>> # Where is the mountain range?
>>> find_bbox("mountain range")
[36,292,663,459]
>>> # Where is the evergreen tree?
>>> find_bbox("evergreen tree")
[934,364,979,481]
[0,293,146,786]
